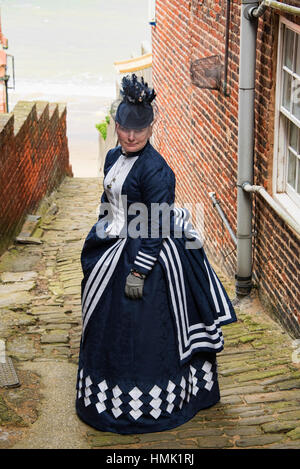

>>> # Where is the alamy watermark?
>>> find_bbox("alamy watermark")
[0,339,6,364]
[292,339,300,364]
[95,196,205,249]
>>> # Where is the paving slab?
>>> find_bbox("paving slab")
[12,361,90,449]
[0,177,299,449]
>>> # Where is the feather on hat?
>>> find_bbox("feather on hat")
[115,74,156,129]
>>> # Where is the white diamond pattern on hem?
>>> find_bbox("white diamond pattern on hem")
[149,384,162,399]
[77,361,215,420]
[112,407,123,418]
[96,401,106,414]
[97,391,107,403]
[112,384,122,398]
[130,409,143,420]
[202,361,214,391]
[98,379,108,393]
[129,386,143,400]
[129,399,143,411]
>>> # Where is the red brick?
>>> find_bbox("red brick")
[0,101,73,254]
[152,0,300,333]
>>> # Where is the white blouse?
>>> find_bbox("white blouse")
[103,153,140,236]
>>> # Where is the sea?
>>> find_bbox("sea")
[0,0,151,176]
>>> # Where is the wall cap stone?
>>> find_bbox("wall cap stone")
[0,112,14,135]
[0,100,68,137]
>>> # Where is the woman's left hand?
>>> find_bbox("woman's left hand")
[125,272,145,299]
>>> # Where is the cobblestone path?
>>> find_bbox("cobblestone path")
[0,176,299,449]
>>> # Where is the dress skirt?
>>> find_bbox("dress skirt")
[75,219,237,434]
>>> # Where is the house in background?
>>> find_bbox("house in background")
[97,42,153,177]
[114,41,153,93]
[150,0,300,337]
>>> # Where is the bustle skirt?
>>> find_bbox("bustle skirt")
[75,210,237,434]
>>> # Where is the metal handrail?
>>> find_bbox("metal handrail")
[208,192,237,245]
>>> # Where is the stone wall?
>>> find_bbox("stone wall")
[0,100,73,254]
[97,118,118,177]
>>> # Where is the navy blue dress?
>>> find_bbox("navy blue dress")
[75,140,237,434]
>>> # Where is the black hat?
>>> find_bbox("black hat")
[115,74,156,130]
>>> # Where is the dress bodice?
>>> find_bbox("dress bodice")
[100,142,176,237]
[97,141,199,276]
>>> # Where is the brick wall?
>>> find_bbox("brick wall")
[152,1,300,336]
[0,100,73,254]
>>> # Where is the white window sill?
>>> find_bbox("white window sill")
[273,193,300,233]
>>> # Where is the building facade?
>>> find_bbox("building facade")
[151,0,300,336]
[0,11,8,113]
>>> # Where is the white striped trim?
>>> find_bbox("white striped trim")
[211,268,232,320]
[203,259,232,320]
[82,245,120,319]
[203,259,221,314]
[134,260,152,270]
[82,241,122,318]
[173,207,190,221]
[159,250,184,358]
[167,236,228,326]
[137,251,157,261]
[82,239,127,337]
[82,239,123,312]
[159,238,225,361]
[189,321,222,332]
[162,240,189,342]
[135,255,155,266]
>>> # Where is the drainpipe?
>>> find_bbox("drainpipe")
[236,1,300,297]
[223,0,231,97]
[235,0,259,297]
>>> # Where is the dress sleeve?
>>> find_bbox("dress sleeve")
[132,163,176,276]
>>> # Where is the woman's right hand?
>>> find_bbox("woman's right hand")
[125,271,145,299]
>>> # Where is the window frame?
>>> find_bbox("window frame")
[273,16,300,227]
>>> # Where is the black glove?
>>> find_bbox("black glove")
[125,269,146,299]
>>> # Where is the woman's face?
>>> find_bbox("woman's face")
[116,123,152,153]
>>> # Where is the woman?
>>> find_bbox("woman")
[75,74,236,434]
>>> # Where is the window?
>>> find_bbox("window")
[273,18,300,224]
